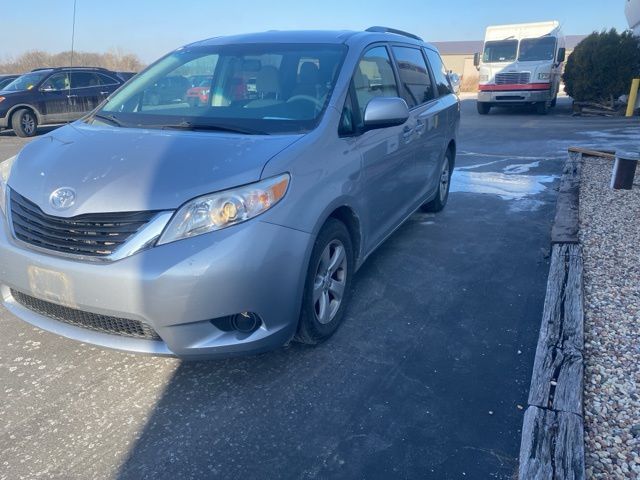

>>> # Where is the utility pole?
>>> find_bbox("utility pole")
[70,0,77,68]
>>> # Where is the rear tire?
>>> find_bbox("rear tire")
[477,102,491,115]
[421,148,454,213]
[550,95,557,108]
[295,219,353,345]
[12,109,38,137]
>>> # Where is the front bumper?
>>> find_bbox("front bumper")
[0,217,312,359]
[478,89,553,104]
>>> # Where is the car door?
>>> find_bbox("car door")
[68,71,102,119]
[38,72,72,123]
[343,45,416,253]
[391,45,446,201]
[96,72,122,104]
[423,48,460,192]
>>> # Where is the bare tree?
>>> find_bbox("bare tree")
[0,50,145,74]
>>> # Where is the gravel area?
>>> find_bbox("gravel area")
[580,157,640,479]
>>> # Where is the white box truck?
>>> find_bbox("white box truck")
[474,21,566,115]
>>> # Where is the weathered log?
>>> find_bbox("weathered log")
[567,147,616,159]
[519,406,585,480]
[551,154,582,244]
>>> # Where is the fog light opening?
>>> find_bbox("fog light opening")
[231,312,262,333]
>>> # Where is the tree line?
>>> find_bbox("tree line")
[0,49,145,74]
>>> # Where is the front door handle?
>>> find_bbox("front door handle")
[100,91,110,95]
[414,120,426,134]
[402,125,414,141]
[67,94,78,98]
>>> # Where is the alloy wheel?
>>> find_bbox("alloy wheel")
[313,239,347,325]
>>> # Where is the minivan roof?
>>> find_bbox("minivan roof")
[186,29,437,52]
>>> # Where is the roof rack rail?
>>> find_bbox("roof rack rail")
[30,66,111,72]
[365,26,423,41]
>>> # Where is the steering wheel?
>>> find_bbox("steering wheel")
[286,95,324,109]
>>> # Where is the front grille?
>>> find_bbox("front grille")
[11,289,161,341]
[10,190,157,257]
[495,72,531,85]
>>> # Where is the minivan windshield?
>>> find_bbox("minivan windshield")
[3,71,49,92]
[482,40,518,63]
[98,43,348,134]
[518,37,557,62]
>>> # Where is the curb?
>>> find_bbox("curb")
[518,152,586,479]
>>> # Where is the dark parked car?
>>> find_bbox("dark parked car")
[0,67,125,137]
[0,75,20,90]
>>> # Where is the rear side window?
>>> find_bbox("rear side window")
[352,46,399,123]
[391,46,434,108]
[71,72,101,88]
[424,49,453,97]
[97,73,120,85]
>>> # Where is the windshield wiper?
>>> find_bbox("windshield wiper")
[92,113,125,127]
[160,121,267,135]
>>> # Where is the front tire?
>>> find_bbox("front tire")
[477,102,491,115]
[13,109,38,137]
[295,219,353,345]
[421,149,453,213]
[536,102,549,115]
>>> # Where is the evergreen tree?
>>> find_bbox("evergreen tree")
[563,29,640,104]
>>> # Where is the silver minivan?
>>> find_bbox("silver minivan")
[0,28,459,359]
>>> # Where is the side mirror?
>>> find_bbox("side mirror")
[447,72,461,94]
[557,48,566,63]
[363,97,409,130]
[473,52,481,68]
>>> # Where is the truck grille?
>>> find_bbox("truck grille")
[11,289,161,341]
[10,189,157,257]
[495,72,531,85]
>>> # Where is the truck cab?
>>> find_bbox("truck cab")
[475,21,566,115]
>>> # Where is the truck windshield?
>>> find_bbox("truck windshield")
[482,40,518,63]
[519,37,557,62]
[97,43,347,134]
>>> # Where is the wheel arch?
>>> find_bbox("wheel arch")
[8,104,44,129]
[311,201,364,270]
[446,139,456,169]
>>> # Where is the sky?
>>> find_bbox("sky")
[0,0,631,63]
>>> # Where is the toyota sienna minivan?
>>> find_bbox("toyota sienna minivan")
[0,28,459,359]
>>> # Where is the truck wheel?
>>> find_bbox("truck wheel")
[477,102,491,115]
[12,109,38,137]
[535,102,549,115]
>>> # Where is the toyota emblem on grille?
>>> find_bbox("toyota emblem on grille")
[49,187,76,210]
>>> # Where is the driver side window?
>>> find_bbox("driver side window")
[339,46,399,135]
[41,73,70,91]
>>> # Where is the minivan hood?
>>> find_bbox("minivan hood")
[9,123,302,217]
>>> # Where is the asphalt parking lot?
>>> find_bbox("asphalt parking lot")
[0,97,637,479]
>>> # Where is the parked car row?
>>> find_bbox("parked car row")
[0,67,134,137]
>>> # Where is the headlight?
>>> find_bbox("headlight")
[479,75,489,82]
[157,173,290,245]
[0,155,16,215]
[538,73,550,80]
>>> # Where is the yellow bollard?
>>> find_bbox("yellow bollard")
[626,78,640,117]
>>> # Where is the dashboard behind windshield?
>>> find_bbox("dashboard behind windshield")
[99,43,348,134]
